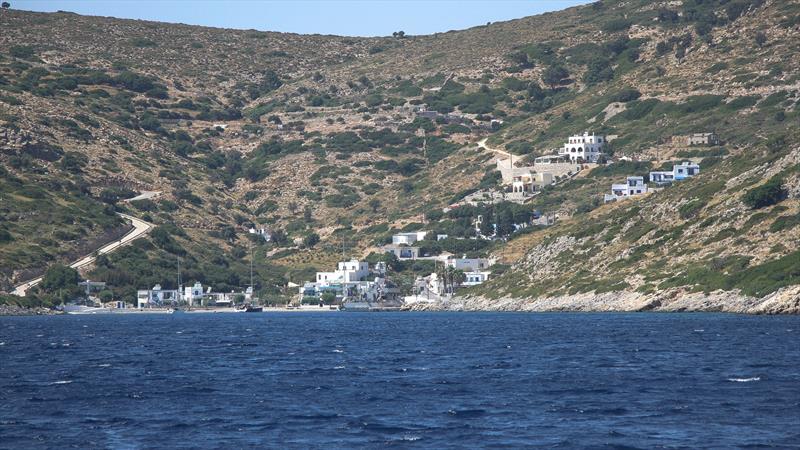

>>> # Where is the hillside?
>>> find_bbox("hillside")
[1,1,799,310]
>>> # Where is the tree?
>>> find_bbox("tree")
[754,31,767,48]
[303,232,320,248]
[479,213,494,237]
[766,134,786,154]
[742,178,787,209]
[368,198,381,213]
[496,208,515,237]
[98,290,114,303]
[40,264,80,294]
[435,264,449,295]
[584,59,614,84]
[508,51,533,69]
[527,82,545,101]
[542,65,569,89]
[1,2,10,9]
[451,269,466,290]
[392,31,406,39]
[271,228,287,245]
[321,291,337,304]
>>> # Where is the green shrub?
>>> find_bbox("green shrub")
[678,198,705,219]
[770,214,800,232]
[611,88,641,103]
[9,45,35,59]
[602,18,632,32]
[742,177,787,209]
[130,37,158,48]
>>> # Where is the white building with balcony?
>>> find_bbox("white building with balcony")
[392,231,428,246]
[511,171,554,194]
[604,176,648,203]
[650,161,701,185]
[316,260,370,284]
[559,132,606,163]
[137,284,179,308]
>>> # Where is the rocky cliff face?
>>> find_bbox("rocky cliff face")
[413,286,800,314]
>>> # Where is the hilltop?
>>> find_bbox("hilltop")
[0,0,799,311]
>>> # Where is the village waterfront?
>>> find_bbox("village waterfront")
[2,312,798,448]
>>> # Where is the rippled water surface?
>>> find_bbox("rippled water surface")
[1,312,799,448]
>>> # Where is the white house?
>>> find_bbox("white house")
[392,231,428,246]
[200,287,253,307]
[384,245,420,260]
[316,260,370,284]
[444,257,493,272]
[511,171,554,194]
[248,227,272,241]
[650,161,700,185]
[604,176,648,203]
[137,284,180,308]
[559,132,606,163]
[301,260,400,306]
[463,271,491,286]
[184,282,205,306]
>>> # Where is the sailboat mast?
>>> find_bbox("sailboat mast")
[177,257,183,306]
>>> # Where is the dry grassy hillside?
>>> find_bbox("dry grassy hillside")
[1,0,799,307]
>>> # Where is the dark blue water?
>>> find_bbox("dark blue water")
[1,313,798,449]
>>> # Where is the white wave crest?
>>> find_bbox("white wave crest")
[728,377,760,382]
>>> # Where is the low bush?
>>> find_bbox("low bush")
[742,177,787,209]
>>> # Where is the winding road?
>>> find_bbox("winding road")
[477,138,514,159]
[11,208,155,297]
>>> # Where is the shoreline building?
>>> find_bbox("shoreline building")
[137,284,179,308]
[300,259,400,306]
[604,176,648,203]
[559,132,606,163]
[316,260,370,284]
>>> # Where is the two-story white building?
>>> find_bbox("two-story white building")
[511,171,554,194]
[649,161,701,185]
[316,260,370,284]
[604,176,648,203]
[392,231,428,246]
[137,284,180,308]
[559,132,606,163]
[184,282,205,305]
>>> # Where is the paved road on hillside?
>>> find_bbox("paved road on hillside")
[11,207,156,297]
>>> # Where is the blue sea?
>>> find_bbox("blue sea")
[1,312,798,449]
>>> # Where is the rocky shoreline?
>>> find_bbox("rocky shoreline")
[410,286,800,314]
[0,305,62,316]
